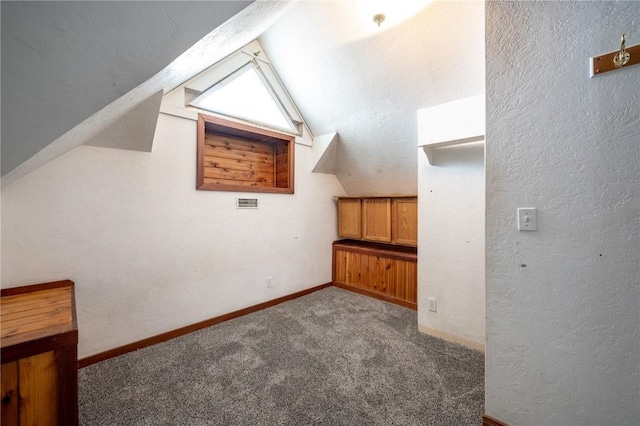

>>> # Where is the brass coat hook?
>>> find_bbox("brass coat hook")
[591,33,639,77]
[613,34,631,68]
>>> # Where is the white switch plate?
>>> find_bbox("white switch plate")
[427,297,437,312]
[517,208,537,231]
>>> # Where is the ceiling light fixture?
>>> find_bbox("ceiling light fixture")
[354,0,432,31]
[373,13,386,27]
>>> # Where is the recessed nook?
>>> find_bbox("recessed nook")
[196,114,294,193]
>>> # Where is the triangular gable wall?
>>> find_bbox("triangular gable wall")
[189,63,296,133]
[161,40,314,146]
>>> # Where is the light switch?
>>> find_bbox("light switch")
[517,208,537,231]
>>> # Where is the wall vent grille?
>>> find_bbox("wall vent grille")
[236,197,259,209]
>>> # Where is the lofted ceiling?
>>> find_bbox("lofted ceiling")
[1,1,484,195]
[1,1,253,176]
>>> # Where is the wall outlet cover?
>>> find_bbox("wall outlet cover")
[427,297,437,312]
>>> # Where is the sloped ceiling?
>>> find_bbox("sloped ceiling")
[1,1,252,175]
[1,1,484,196]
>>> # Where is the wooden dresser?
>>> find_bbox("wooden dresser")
[1,280,79,426]
[334,196,418,309]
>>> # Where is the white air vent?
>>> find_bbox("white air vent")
[236,197,259,209]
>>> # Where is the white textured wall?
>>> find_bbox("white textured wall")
[1,113,345,358]
[418,143,485,349]
[486,2,640,425]
[261,0,486,195]
[416,2,485,350]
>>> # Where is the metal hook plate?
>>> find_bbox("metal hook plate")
[591,35,639,77]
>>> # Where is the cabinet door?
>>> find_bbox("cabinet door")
[392,197,418,246]
[19,351,58,426]
[1,362,18,426]
[338,198,362,239]
[333,248,362,287]
[362,198,391,242]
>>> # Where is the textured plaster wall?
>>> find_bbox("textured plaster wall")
[416,2,485,349]
[1,113,345,358]
[417,144,485,349]
[485,2,639,425]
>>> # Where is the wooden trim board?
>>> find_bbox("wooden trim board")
[0,280,74,297]
[335,195,417,199]
[418,324,485,352]
[78,283,331,368]
[591,43,640,77]
[81,280,490,367]
[483,414,509,426]
[333,240,417,261]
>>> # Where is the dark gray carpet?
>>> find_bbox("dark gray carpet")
[79,287,484,425]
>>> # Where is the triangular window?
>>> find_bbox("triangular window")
[189,62,296,133]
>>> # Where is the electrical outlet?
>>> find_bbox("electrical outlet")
[266,277,272,288]
[427,297,437,312]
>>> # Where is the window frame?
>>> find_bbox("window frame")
[184,45,306,136]
[188,61,299,134]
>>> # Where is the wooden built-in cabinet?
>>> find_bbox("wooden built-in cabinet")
[337,196,417,247]
[335,196,418,308]
[362,198,392,242]
[337,198,362,239]
[1,280,78,426]
[332,240,417,309]
[391,197,418,246]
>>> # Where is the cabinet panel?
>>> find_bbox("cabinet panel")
[338,199,362,239]
[337,196,417,247]
[1,362,19,426]
[392,198,418,246]
[18,351,58,426]
[362,198,391,242]
[346,251,362,288]
[333,249,362,287]
[333,241,417,309]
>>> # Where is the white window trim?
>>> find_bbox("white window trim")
[160,40,313,144]
[189,61,298,134]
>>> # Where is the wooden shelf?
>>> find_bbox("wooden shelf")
[417,95,485,165]
[334,195,416,199]
[333,239,417,259]
[420,137,485,165]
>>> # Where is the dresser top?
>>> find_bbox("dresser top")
[1,280,77,352]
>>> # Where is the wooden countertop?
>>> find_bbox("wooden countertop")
[1,280,78,362]
[334,195,417,199]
